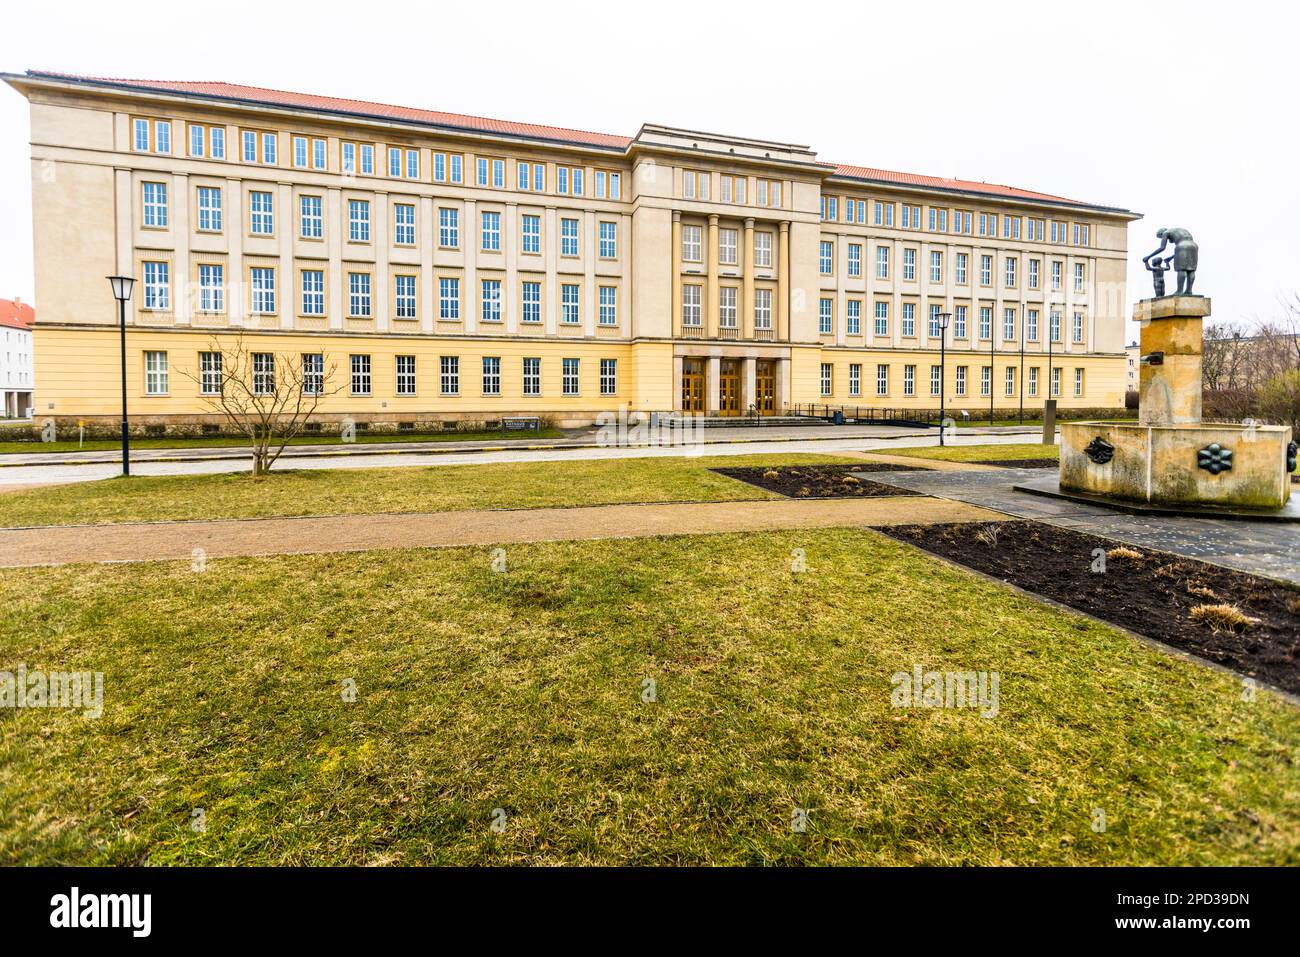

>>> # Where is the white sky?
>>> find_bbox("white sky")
[3,0,1297,340]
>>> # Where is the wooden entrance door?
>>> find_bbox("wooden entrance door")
[719,360,741,416]
[681,360,705,412]
[755,360,776,415]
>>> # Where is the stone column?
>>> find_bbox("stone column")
[672,354,684,411]
[1136,295,1210,426]
[742,218,755,339]
[743,356,756,414]
[706,214,719,338]
[777,221,790,341]
[706,355,720,414]
[671,211,682,337]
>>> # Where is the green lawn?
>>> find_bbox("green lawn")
[1,528,1295,865]
[0,453,853,527]
[887,443,1060,463]
[0,428,564,455]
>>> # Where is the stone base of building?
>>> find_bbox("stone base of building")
[1060,420,1294,511]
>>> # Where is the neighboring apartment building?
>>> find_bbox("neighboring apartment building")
[4,70,1139,428]
[1126,341,1139,393]
[0,297,34,418]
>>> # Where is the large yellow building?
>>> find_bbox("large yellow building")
[5,70,1139,429]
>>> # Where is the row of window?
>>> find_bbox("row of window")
[678,224,776,268]
[817,242,1088,291]
[143,260,621,325]
[817,361,1086,398]
[132,116,623,197]
[814,298,1087,343]
[821,198,1092,247]
[148,182,621,257]
[143,350,618,398]
[681,170,784,208]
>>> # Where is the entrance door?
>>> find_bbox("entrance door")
[755,360,776,415]
[681,359,705,412]
[719,360,741,416]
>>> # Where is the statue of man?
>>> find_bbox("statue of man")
[1143,227,1198,296]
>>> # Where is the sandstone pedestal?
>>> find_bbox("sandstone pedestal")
[1059,296,1295,512]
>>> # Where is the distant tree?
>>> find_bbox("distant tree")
[1201,322,1251,391]
[1256,369,1300,435]
[180,334,340,478]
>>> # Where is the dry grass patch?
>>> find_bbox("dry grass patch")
[1189,603,1262,633]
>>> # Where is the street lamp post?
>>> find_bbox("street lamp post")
[1019,314,1026,424]
[1047,314,1055,415]
[989,316,996,427]
[108,275,135,476]
[937,311,951,446]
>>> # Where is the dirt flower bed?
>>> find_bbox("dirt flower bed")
[713,464,914,498]
[971,458,1059,469]
[882,519,1300,693]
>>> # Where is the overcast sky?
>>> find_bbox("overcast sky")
[3,0,1296,339]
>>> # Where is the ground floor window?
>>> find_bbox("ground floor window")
[522,357,541,396]
[562,358,580,395]
[1052,367,1062,396]
[600,358,617,396]
[981,366,991,397]
[820,362,832,396]
[302,353,323,395]
[199,351,222,395]
[930,365,941,396]
[144,350,168,395]
[877,364,888,396]
[350,354,371,396]
[252,353,275,395]
[903,365,915,396]
[396,355,416,396]
[440,356,459,395]
[1075,367,1084,397]
[1005,366,1016,396]
[482,357,501,395]
[955,366,967,396]
[848,363,861,397]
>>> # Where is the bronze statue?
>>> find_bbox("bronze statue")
[1143,227,1198,297]
[1145,255,1172,297]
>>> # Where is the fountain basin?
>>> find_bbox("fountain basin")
[1061,421,1294,511]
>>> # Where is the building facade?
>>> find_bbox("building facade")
[6,71,1139,429]
[0,297,34,418]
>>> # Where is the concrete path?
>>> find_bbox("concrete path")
[0,496,1004,568]
[861,466,1300,585]
[0,431,1053,490]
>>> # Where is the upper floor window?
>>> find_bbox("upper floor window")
[249,190,274,236]
[874,201,895,227]
[1005,256,1017,286]
[980,254,992,285]
[902,248,916,281]
[927,207,948,232]
[300,195,323,239]
[481,211,502,251]
[1072,223,1090,246]
[719,228,737,265]
[820,241,834,275]
[348,199,371,242]
[242,129,278,165]
[340,141,374,176]
[754,231,773,268]
[393,203,416,245]
[521,214,541,254]
[439,207,459,248]
[681,224,702,262]
[594,169,620,199]
[518,161,546,192]
[756,179,781,208]
[1026,217,1045,242]
[561,217,580,257]
[821,196,838,222]
[955,252,968,284]
[953,210,972,235]
[1002,215,1021,240]
[188,123,225,159]
[196,186,222,232]
[1074,262,1086,292]
[557,166,584,196]
[599,221,618,258]
[432,152,464,184]
[476,157,506,188]
[930,250,943,283]
[720,174,746,204]
[901,204,922,229]
[683,170,710,201]
[142,181,168,228]
[979,212,997,237]
[848,243,861,278]
[876,245,890,279]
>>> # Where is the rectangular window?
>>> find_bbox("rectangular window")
[846,299,861,336]
[350,354,371,396]
[293,135,308,168]
[243,130,257,164]
[439,207,459,248]
[1029,366,1039,397]
[903,248,916,281]
[929,303,944,338]
[482,356,501,396]
[682,285,702,326]
[681,225,702,262]
[822,196,838,222]
[1002,215,1021,240]
[562,358,580,395]
[144,351,168,394]
[481,279,502,322]
[394,275,417,319]
[1004,256,1017,287]
[393,203,416,245]
[190,124,206,158]
[1027,308,1039,341]
[440,356,459,395]
[877,364,889,396]
[521,214,541,254]
[262,133,278,166]
[874,201,895,227]
[819,298,833,335]
[755,231,773,268]
[981,365,991,397]
[133,117,150,152]
[930,365,942,397]
[954,304,967,338]
[1029,259,1040,289]
[302,353,323,396]
[820,362,833,397]
[198,263,224,313]
[1074,368,1084,396]
[956,366,967,396]
[754,288,772,330]
[252,352,275,395]
[300,195,323,239]
[197,186,222,231]
[1050,310,1062,342]
[599,221,618,258]
[154,121,171,155]
[301,270,325,316]
[249,190,274,235]
[980,255,992,286]
[1073,311,1084,343]
[598,286,618,326]
[522,357,541,396]
[348,199,371,242]
[848,244,861,277]
[481,211,501,251]
[719,228,738,265]
[902,204,921,229]
[1004,307,1017,341]
[348,272,372,318]
[874,301,889,336]
[312,138,326,170]
[719,287,738,329]
[561,283,580,324]
[439,278,460,320]
[396,355,417,396]
[956,252,968,284]
[902,302,915,337]
[561,218,579,257]
[1052,261,1063,290]
[199,351,222,395]
[928,207,948,232]
[876,246,889,279]
[903,364,915,396]
[341,142,357,174]
[600,358,617,396]
[142,181,168,228]
[389,147,403,178]
[1006,366,1016,397]
[1074,262,1086,292]
[1052,367,1062,396]
[930,250,943,282]
[142,261,170,310]
[979,306,992,339]
[849,363,861,397]
[522,281,542,323]
[820,241,833,275]
[719,174,745,204]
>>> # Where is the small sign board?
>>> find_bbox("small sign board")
[501,416,541,436]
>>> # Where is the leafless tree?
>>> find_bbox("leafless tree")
[180,334,340,478]
[1201,321,1252,391]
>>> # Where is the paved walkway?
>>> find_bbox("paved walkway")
[0,496,1004,568]
[859,466,1300,585]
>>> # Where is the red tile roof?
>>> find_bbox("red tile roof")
[0,298,35,331]
[21,71,1123,210]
